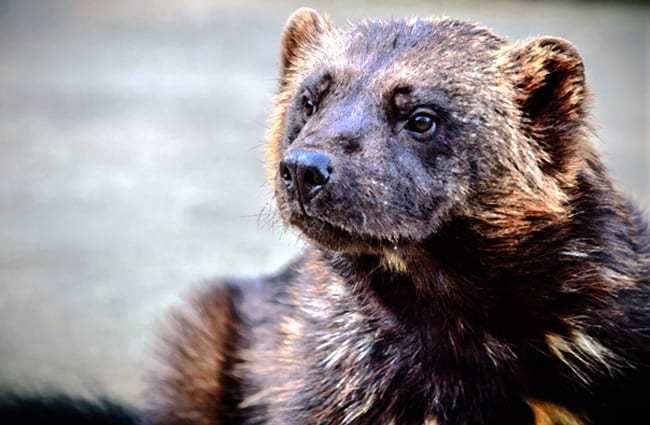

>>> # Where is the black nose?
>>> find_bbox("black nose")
[279,149,333,203]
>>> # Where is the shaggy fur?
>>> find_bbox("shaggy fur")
[150,9,650,425]
[2,9,648,425]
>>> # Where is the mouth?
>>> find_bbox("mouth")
[286,207,402,253]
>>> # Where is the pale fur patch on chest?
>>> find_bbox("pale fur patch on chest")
[545,329,623,385]
[380,248,408,273]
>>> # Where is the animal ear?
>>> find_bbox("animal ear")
[507,37,590,174]
[279,8,331,87]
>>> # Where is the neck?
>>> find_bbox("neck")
[321,214,599,342]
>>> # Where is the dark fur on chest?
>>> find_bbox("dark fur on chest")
[257,197,649,425]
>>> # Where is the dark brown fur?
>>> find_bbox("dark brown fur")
[151,9,650,425]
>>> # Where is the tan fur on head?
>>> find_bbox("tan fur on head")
[504,36,590,179]
[266,9,333,187]
[279,8,332,87]
[464,36,593,245]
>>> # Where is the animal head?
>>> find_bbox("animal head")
[268,9,591,253]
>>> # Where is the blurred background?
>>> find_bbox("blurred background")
[0,0,648,407]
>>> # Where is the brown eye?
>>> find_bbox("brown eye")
[406,112,436,134]
[303,97,316,117]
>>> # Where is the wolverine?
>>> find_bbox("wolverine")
[2,8,649,425]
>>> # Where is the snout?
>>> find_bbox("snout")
[279,149,333,204]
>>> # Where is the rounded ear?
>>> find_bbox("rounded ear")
[506,37,590,174]
[279,8,332,87]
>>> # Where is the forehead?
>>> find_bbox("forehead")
[307,18,507,94]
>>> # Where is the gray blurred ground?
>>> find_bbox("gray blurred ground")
[0,0,648,406]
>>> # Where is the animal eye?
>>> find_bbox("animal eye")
[303,97,316,117]
[406,112,437,134]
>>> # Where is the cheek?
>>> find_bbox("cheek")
[383,147,471,223]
